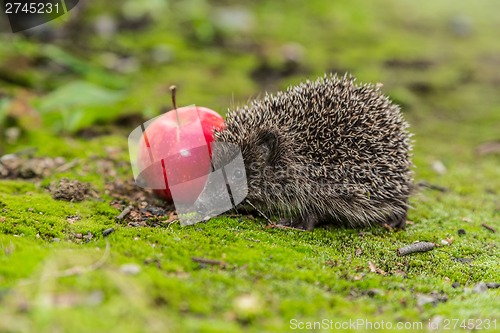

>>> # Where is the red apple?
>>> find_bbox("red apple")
[136,87,225,204]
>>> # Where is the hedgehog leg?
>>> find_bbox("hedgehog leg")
[277,214,320,231]
[385,211,407,229]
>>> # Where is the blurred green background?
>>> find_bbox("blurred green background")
[0,1,499,332]
[1,0,498,141]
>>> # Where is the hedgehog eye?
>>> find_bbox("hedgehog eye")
[232,168,245,180]
[257,130,280,165]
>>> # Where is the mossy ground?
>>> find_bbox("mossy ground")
[0,0,499,332]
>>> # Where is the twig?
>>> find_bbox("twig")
[50,241,110,278]
[265,224,306,232]
[416,181,449,192]
[452,257,473,264]
[475,140,500,156]
[397,242,436,256]
[245,199,273,225]
[224,213,243,218]
[55,158,80,173]
[103,227,115,237]
[86,240,111,271]
[165,219,179,228]
[244,237,261,243]
[116,206,132,220]
[191,257,226,268]
[481,223,497,233]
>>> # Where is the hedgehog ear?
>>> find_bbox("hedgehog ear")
[257,129,280,165]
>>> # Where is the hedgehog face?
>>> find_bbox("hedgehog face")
[194,128,288,214]
[237,129,291,206]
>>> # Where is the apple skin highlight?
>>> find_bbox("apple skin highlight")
[137,105,225,204]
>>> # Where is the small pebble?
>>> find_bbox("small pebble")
[457,229,466,235]
[5,127,20,144]
[452,257,473,264]
[431,160,447,175]
[86,291,104,306]
[449,16,473,38]
[0,165,8,177]
[281,42,305,64]
[151,45,173,64]
[451,282,460,288]
[120,264,141,275]
[214,7,254,32]
[367,289,382,297]
[485,282,500,289]
[94,15,117,38]
[83,232,93,242]
[233,294,262,319]
[472,282,488,293]
[417,294,436,307]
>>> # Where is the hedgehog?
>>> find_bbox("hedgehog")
[198,73,413,230]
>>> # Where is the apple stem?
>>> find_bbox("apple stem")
[170,85,181,127]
